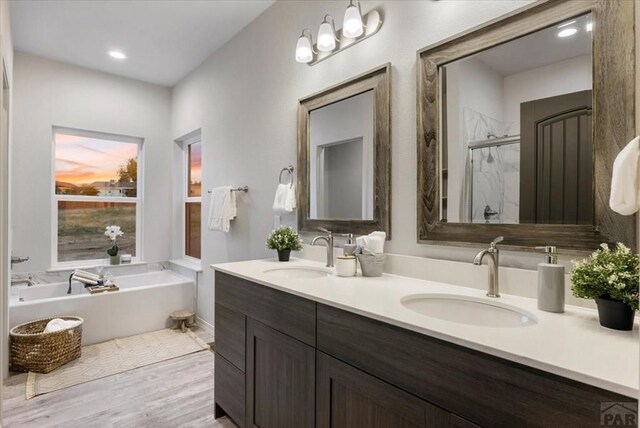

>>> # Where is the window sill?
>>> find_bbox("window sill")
[169,259,203,273]
[47,260,146,273]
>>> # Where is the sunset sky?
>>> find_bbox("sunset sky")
[189,142,202,185]
[55,133,138,186]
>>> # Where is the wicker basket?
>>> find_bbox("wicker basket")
[10,316,83,373]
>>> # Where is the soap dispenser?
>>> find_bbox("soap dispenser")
[342,233,357,256]
[535,246,565,313]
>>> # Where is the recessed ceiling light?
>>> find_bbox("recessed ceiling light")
[108,50,127,60]
[586,22,593,32]
[557,20,576,29]
[557,28,577,38]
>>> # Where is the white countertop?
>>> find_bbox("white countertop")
[212,258,639,397]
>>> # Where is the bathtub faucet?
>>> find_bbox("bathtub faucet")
[11,275,34,287]
[67,272,76,294]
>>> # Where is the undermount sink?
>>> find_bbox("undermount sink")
[401,294,537,328]
[263,266,332,279]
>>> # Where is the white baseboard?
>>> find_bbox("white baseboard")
[195,316,214,340]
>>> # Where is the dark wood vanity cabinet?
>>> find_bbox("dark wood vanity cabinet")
[317,351,479,428]
[246,319,315,428]
[214,271,636,428]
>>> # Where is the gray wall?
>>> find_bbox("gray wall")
[170,0,554,326]
[11,53,173,273]
[323,139,363,219]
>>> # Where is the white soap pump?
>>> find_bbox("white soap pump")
[535,246,565,313]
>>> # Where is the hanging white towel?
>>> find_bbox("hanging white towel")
[272,184,289,213]
[610,136,640,215]
[207,186,237,232]
[285,183,297,212]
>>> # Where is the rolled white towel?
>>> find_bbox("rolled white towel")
[43,318,79,333]
[356,231,386,254]
[370,231,386,242]
[72,274,99,285]
[367,236,385,254]
[74,270,100,281]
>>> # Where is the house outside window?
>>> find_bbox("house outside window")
[53,127,142,264]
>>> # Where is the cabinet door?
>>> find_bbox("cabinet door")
[246,318,315,428]
[317,351,452,428]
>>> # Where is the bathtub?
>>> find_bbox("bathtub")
[9,270,195,345]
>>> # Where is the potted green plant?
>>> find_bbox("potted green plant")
[266,226,302,262]
[571,243,639,331]
[105,225,124,265]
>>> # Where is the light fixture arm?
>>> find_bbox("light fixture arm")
[322,15,341,42]
[301,29,318,54]
[349,0,367,29]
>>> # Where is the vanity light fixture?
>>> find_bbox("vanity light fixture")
[557,27,578,38]
[586,21,593,32]
[295,29,316,63]
[294,0,382,66]
[108,50,127,60]
[317,15,339,52]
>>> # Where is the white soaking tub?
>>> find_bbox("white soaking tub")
[9,270,195,345]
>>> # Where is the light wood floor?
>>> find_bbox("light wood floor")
[2,328,233,428]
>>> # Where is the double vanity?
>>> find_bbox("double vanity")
[212,258,637,428]
[213,0,638,427]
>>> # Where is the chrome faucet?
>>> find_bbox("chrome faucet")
[11,255,29,268]
[473,236,503,298]
[311,227,334,267]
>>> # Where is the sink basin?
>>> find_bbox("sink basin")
[401,294,537,328]
[263,267,332,280]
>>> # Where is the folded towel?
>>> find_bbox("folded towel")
[44,318,80,333]
[610,136,640,215]
[207,186,237,232]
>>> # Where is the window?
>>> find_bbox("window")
[54,128,142,264]
[185,140,201,259]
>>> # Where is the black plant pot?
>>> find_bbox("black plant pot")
[595,297,636,331]
[277,249,291,262]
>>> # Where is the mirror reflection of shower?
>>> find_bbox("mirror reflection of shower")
[467,135,520,224]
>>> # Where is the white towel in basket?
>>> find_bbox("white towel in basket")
[43,318,80,333]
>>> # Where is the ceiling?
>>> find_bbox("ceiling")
[10,0,275,87]
[473,13,592,76]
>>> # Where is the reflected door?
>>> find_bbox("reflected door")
[520,90,593,224]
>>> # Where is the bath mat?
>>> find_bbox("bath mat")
[26,328,209,399]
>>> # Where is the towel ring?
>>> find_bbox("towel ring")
[279,165,294,187]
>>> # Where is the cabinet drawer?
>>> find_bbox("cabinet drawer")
[317,303,633,428]
[215,354,245,428]
[215,271,316,346]
[215,303,245,371]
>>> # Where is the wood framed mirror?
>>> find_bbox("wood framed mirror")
[298,64,391,236]
[417,0,636,253]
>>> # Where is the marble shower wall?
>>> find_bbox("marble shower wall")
[463,108,520,223]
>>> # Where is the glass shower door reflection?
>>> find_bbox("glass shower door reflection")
[469,142,520,224]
